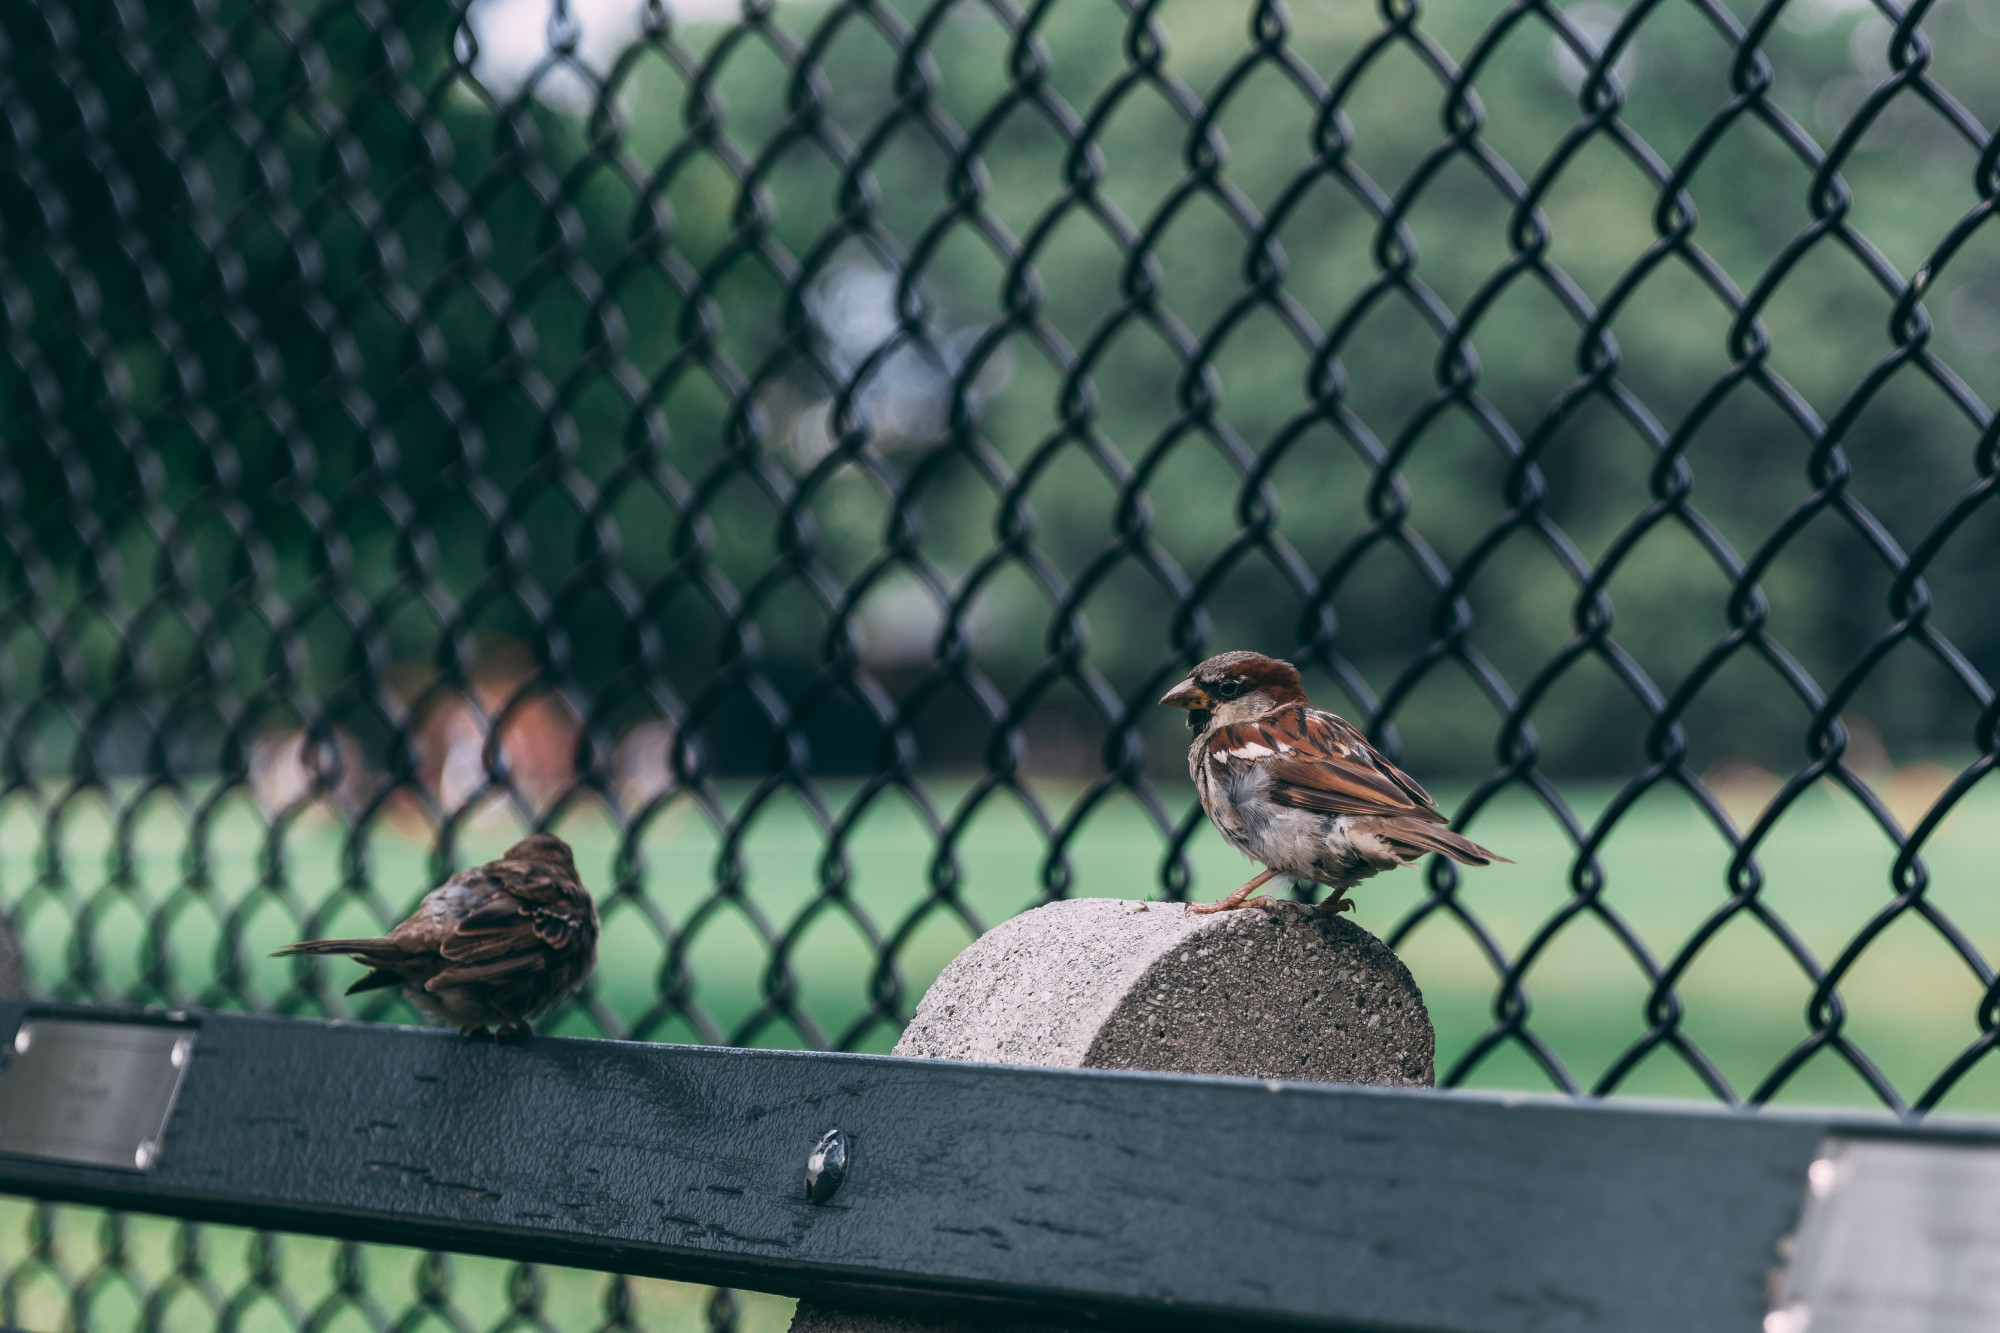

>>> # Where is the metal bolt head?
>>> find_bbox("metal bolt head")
[804,1128,848,1204]
[1764,1304,1810,1333]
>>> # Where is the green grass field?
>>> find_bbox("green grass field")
[4,771,1998,1330]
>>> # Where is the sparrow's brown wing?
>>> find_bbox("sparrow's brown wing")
[498,856,598,950]
[436,855,597,967]
[426,950,550,992]
[1208,704,1448,825]
[1304,709,1440,810]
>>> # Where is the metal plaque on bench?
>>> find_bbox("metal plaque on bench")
[1769,1136,2000,1333]
[0,1017,195,1170]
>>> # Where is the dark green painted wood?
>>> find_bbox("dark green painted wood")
[0,1000,1987,1331]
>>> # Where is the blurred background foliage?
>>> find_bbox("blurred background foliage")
[2,0,1996,1102]
[7,0,1996,797]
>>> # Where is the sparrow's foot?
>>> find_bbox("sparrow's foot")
[497,1022,532,1041]
[1316,890,1357,916]
[1187,868,1280,914]
[1188,896,1281,914]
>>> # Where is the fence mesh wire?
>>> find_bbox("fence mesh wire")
[4,0,2000,1327]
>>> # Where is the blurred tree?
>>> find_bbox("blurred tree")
[3,0,1995,790]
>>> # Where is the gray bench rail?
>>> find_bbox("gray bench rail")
[0,999,1981,1332]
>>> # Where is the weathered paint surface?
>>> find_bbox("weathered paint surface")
[0,999,1968,1331]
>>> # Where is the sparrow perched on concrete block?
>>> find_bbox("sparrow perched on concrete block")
[274,833,599,1037]
[1161,652,1506,914]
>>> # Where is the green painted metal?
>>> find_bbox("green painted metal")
[3,1001,1990,1331]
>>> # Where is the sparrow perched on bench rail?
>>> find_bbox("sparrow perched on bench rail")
[275,833,598,1038]
[1161,652,1506,914]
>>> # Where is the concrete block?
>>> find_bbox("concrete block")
[789,898,1433,1331]
[893,896,1432,1084]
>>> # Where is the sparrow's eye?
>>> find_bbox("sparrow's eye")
[1214,679,1244,700]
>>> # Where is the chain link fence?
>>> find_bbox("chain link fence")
[3,0,1998,1327]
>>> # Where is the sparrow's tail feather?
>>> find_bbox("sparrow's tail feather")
[345,967,405,996]
[272,937,396,958]
[1384,822,1511,867]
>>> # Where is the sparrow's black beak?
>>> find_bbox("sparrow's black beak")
[1159,677,1208,710]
